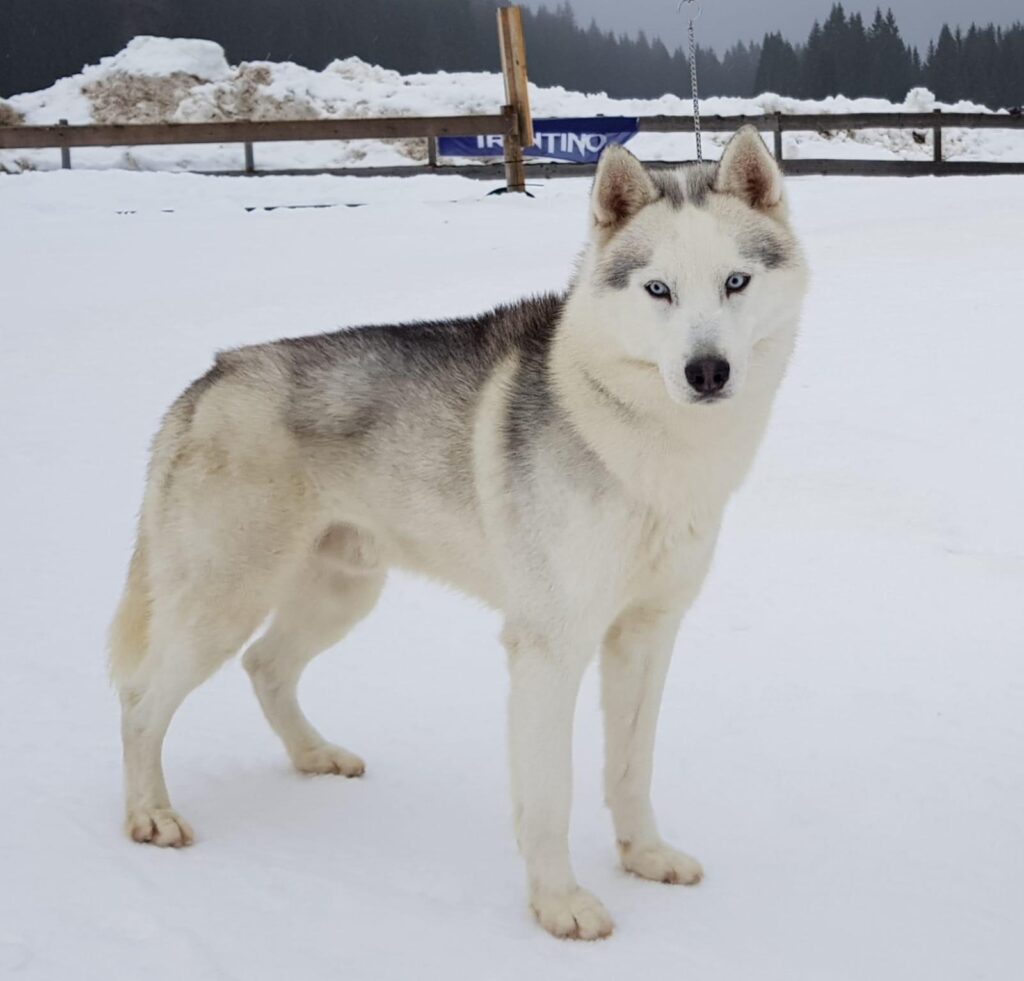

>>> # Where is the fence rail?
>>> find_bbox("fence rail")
[0,112,512,149]
[2,110,1022,180]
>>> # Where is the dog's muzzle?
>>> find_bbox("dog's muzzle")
[685,357,730,399]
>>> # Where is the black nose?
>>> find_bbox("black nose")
[685,357,731,396]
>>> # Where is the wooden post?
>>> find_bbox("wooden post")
[500,105,524,192]
[427,135,437,168]
[933,108,943,163]
[244,141,255,173]
[774,112,784,163]
[497,5,533,192]
[59,118,71,170]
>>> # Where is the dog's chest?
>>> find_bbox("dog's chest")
[616,505,719,605]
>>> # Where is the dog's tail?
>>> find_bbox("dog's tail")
[107,365,204,685]
[108,531,152,684]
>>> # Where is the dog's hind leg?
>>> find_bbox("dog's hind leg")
[112,360,317,844]
[243,524,385,776]
[119,589,271,847]
[601,604,703,885]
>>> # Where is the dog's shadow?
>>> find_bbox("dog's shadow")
[174,752,510,879]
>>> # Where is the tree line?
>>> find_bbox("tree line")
[2,1,1022,109]
[755,6,1024,107]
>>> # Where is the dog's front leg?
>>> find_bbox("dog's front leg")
[503,621,613,941]
[601,604,704,886]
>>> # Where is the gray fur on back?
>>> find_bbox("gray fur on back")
[275,294,564,449]
[197,294,586,514]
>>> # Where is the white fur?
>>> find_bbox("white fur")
[109,128,808,940]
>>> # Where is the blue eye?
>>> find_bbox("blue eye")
[726,273,751,295]
[645,280,671,300]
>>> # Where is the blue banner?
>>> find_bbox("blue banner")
[438,116,639,164]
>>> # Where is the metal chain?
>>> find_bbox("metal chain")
[680,1,703,162]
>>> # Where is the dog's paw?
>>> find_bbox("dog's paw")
[531,888,614,941]
[292,743,365,777]
[126,807,194,847]
[620,842,703,885]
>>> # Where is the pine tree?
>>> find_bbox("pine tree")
[816,4,848,96]
[994,23,1024,109]
[801,20,829,97]
[841,12,869,96]
[720,42,761,98]
[927,25,961,102]
[866,8,917,100]
[961,25,1000,107]
[754,32,801,96]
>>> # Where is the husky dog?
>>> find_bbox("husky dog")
[110,126,808,940]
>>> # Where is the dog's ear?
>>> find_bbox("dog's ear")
[591,145,656,233]
[715,126,785,212]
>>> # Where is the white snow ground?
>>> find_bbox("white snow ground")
[3,36,1023,173]
[1,168,1022,980]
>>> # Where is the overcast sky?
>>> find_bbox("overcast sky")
[520,1,1022,52]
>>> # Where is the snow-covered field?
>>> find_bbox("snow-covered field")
[1,167,1022,980]
[3,35,1023,174]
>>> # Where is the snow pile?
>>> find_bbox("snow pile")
[8,37,231,129]
[0,100,23,126]
[102,35,232,81]
[2,36,1021,173]
[86,73,208,126]
[173,58,427,163]
[175,63,320,123]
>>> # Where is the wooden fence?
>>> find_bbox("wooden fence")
[2,109,1023,183]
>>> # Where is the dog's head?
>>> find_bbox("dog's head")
[579,127,808,407]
